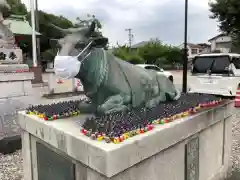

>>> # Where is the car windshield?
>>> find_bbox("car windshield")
[192,56,230,74]
[145,66,163,72]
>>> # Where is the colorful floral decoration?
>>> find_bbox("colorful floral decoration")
[25,99,87,120]
[25,94,224,144]
[80,94,224,144]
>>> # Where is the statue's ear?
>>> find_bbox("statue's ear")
[86,21,96,37]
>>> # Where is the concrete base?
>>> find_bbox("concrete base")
[0,69,34,153]
[0,64,29,72]
[18,101,234,180]
[30,66,43,84]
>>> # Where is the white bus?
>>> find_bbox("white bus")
[189,53,240,97]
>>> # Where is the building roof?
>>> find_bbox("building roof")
[208,33,227,42]
[187,43,202,48]
[3,15,41,36]
[197,43,211,47]
[197,53,240,57]
[131,41,150,48]
[178,43,203,49]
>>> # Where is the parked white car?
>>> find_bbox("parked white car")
[136,64,174,82]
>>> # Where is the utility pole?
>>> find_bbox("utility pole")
[182,0,188,93]
[30,0,43,83]
[30,0,37,67]
[35,0,40,64]
[125,28,133,48]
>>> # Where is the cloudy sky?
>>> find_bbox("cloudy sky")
[22,0,220,46]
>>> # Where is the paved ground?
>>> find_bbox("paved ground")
[229,110,240,180]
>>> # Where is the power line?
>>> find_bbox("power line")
[30,0,37,67]
[125,28,134,48]
[182,0,188,93]
[35,0,40,63]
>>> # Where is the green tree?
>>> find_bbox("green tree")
[209,0,240,44]
[27,11,74,39]
[112,45,144,64]
[113,40,182,66]
[26,11,74,59]
[138,39,168,64]
[112,44,129,60]
[41,48,57,62]
[7,0,28,15]
[162,46,182,66]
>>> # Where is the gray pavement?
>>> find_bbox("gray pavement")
[172,71,191,91]
[229,109,240,179]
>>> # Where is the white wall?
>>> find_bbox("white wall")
[210,35,232,52]
[179,44,210,58]
[215,36,231,43]
[210,39,217,51]
[202,46,211,53]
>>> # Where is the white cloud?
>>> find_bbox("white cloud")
[21,0,219,46]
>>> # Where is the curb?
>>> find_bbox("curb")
[42,91,85,99]
[0,135,22,154]
[32,82,49,87]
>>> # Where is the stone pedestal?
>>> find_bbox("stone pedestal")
[0,64,34,153]
[45,68,83,95]
[30,66,43,84]
[18,101,234,180]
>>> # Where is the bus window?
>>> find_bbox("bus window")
[211,56,230,74]
[192,57,214,73]
[192,56,230,74]
[232,57,240,69]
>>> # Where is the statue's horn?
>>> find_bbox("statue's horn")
[49,23,89,34]
[86,21,96,37]
[48,23,68,35]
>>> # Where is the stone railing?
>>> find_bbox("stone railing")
[0,68,34,147]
